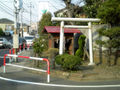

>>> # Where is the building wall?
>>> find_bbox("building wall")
[0,24,14,31]
[0,24,5,31]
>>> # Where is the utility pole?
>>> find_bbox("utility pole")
[13,0,23,62]
[29,2,32,34]
[20,9,24,37]
[30,2,32,27]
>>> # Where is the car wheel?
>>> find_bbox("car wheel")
[2,46,4,49]
[2,45,5,49]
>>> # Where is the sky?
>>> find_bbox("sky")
[0,0,83,25]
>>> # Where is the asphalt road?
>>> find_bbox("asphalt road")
[0,81,119,90]
[0,49,10,67]
[0,49,120,90]
[0,69,120,90]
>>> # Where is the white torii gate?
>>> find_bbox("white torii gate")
[51,17,100,65]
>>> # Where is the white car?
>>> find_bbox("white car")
[0,38,8,48]
[24,36,34,46]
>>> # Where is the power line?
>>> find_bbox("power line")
[0,1,14,12]
[22,0,38,17]
[0,3,14,17]
[0,4,30,24]
[0,0,38,23]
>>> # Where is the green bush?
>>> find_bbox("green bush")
[75,35,86,59]
[55,54,82,70]
[42,48,59,69]
[33,35,48,56]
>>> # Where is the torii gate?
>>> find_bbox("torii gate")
[51,17,100,65]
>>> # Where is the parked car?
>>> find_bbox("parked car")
[9,37,27,49]
[0,38,9,48]
[6,40,12,49]
[24,36,34,46]
[19,37,27,49]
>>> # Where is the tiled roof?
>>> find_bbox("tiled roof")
[43,26,81,33]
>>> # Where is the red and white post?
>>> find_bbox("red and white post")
[3,54,50,83]
[27,44,30,50]
[23,43,25,51]
[9,49,12,63]
[19,45,21,53]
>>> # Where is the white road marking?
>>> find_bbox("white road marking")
[0,76,120,88]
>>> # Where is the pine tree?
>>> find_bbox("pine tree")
[38,12,53,35]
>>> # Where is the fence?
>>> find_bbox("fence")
[3,54,50,83]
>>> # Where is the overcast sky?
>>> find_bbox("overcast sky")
[0,0,83,25]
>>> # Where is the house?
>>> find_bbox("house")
[20,23,30,37]
[43,26,81,54]
[0,18,14,31]
[0,18,14,36]
[29,22,38,35]
[54,8,68,17]
[54,7,87,18]
[0,18,29,36]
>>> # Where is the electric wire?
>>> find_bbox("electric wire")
[0,1,30,23]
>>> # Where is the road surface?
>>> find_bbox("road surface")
[0,49,120,90]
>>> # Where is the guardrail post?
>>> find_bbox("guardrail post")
[12,48,15,54]
[9,49,12,63]
[3,54,50,83]
[3,54,7,73]
[27,44,30,50]
[23,43,25,51]
[43,58,50,83]
[19,45,21,53]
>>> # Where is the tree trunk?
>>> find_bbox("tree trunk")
[34,53,39,67]
[98,44,103,65]
[114,50,118,65]
[107,48,112,66]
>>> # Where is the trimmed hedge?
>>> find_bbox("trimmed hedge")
[75,35,86,59]
[55,54,82,70]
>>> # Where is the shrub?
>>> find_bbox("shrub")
[55,54,82,70]
[75,35,86,59]
[38,12,53,34]
[42,48,59,69]
[33,35,48,56]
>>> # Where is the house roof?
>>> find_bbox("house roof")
[43,26,81,33]
[0,18,14,24]
[54,8,68,15]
